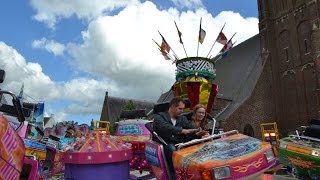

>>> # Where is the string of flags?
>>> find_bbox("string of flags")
[153,18,236,64]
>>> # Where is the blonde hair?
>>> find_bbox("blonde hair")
[191,104,208,130]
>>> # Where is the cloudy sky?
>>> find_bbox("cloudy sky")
[0,0,259,124]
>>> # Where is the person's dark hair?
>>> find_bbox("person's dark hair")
[169,97,184,107]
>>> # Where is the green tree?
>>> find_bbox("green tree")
[110,100,136,135]
[123,100,136,110]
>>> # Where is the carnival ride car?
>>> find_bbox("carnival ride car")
[114,109,153,178]
[277,119,320,179]
[261,122,280,155]
[259,122,289,175]
[145,101,277,180]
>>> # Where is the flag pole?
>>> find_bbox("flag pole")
[196,40,200,57]
[228,32,237,42]
[174,21,188,58]
[197,18,202,57]
[182,44,188,57]
[206,22,226,58]
[182,43,188,58]
[158,31,180,60]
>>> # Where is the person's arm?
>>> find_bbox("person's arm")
[154,114,198,137]
[180,116,201,141]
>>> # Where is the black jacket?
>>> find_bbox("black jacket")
[153,112,194,144]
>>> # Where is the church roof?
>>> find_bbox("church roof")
[214,34,262,121]
[100,92,154,123]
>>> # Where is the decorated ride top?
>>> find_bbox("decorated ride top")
[173,57,218,111]
[63,131,132,164]
[175,57,216,83]
[115,119,151,142]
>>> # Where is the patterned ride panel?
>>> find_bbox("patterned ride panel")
[0,115,25,180]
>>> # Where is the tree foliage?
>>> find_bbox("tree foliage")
[123,100,136,110]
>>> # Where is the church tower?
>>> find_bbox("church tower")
[258,0,320,132]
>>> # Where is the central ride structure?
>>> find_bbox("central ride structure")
[173,57,218,113]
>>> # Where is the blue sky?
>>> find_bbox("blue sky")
[0,0,259,125]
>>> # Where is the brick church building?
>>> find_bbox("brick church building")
[216,0,320,138]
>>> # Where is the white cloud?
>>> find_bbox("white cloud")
[30,0,139,28]
[59,78,117,103]
[32,37,65,56]
[171,0,203,9]
[0,42,60,101]
[0,42,111,121]
[66,2,258,101]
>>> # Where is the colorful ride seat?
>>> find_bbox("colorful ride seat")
[20,157,40,180]
[145,140,172,180]
[145,122,172,180]
[43,146,57,173]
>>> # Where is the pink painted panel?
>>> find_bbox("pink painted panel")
[0,114,25,180]
[5,115,28,138]
[145,141,169,180]
[23,158,39,180]
[115,120,151,137]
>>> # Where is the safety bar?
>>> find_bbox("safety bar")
[289,134,320,143]
[145,122,168,146]
[0,90,25,132]
[209,116,216,135]
[176,130,238,150]
[0,90,25,122]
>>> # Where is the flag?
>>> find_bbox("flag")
[198,19,206,44]
[219,40,234,58]
[216,32,227,45]
[153,39,171,61]
[220,32,236,56]
[223,39,234,52]
[174,21,183,44]
[17,83,24,100]
[160,48,170,60]
[161,40,170,53]
[159,32,171,53]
